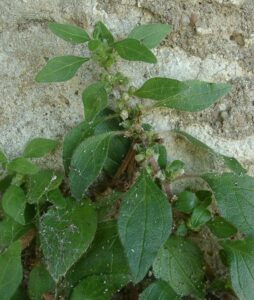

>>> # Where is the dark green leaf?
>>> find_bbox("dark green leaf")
[11,286,28,300]
[69,132,113,200]
[28,265,55,300]
[0,175,13,193]
[63,121,94,173]
[82,82,108,122]
[0,148,7,165]
[154,144,167,169]
[114,38,157,63]
[8,157,39,175]
[0,241,23,300]
[46,189,67,209]
[2,185,26,225]
[208,216,237,238]
[140,280,180,300]
[93,21,114,45]
[40,201,97,281]
[129,23,172,48]
[187,206,211,231]
[222,238,254,300]
[153,236,205,299]
[36,56,89,82]
[118,171,172,283]
[195,190,213,207]
[48,22,90,44]
[175,191,199,213]
[23,138,58,158]
[203,173,254,235]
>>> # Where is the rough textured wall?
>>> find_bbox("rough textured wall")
[0,0,253,174]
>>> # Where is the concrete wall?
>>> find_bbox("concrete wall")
[0,0,253,174]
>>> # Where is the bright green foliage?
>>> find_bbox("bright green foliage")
[48,22,90,44]
[36,56,89,82]
[114,38,157,63]
[175,191,199,213]
[118,171,172,283]
[93,21,114,45]
[129,23,172,48]
[82,82,108,122]
[203,173,254,235]
[28,265,55,300]
[0,241,23,300]
[153,236,205,299]
[40,201,97,281]
[140,280,180,300]
[208,216,237,238]
[222,238,254,300]
[187,205,211,231]
[2,185,26,225]
[8,157,39,175]
[23,138,58,158]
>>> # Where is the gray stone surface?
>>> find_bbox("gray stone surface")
[0,0,253,174]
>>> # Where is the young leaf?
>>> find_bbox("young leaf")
[48,22,90,44]
[175,191,199,213]
[187,205,211,231]
[140,280,180,300]
[208,216,237,238]
[82,82,108,122]
[36,56,89,82]
[118,171,172,283]
[27,170,63,204]
[2,185,26,225]
[129,23,172,49]
[114,38,157,63]
[0,241,23,300]
[40,201,97,282]
[93,21,114,45]
[70,274,129,300]
[23,138,58,158]
[153,236,205,299]
[69,132,113,200]
[28,265,55,300]
[153,144,167,169]
[0,148,7,165]
[8,157,39,175]
[203,173,254,235]
[222,238,254,300]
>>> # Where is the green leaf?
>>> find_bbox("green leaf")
[2,185,26,225]
[36,56,89,82]
[165,160,185,179]
[208,216,237,238]
[134,77,188,100]
[153,236,205,299]
[27,170,63,204]
[0,175,13,193]
[0,148,7,165]
[70,274,129,300]
[69,132,113,200]
[118,171,172,283]
[187,205,211,231]
[129,23,172,49]
[173,130,246,174]
[195,190,212,207]
[46,189,67,209]
[11,286,28,300]
[28,265,55,300]
[8,157,39,175]
[222,238,254,300]
[48,22,90,44]
[63,121,94,173]
[175,191,199,213]
[40,201,97,282]
[140,280,180,300]
[0,241,23,300]
[114,38,157,63]
[154,144,167,169]
[23,138,58,158]
[82,82,108,122]
[93,21,114,45]
[203,173,254,235]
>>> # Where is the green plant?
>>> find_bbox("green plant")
[0,21,253,300]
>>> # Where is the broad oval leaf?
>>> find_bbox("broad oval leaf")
[40,201,97,282]
[203,173,254,235]
[153,236,205,299]
[23,138,58,158]
[8,157,39,175]
[208,216,237,238]
[114,38,157,64]
[48,22,90,44]
[129,23,172,49]
[140,280,180,300]
[118,171,172,283]
[82,82,108,122]
[36,56,89,82]
[69,132,113,200]
[222,238,254,300]
[93,21,114,45]
[2,185,26,225]
[0,241,23,300]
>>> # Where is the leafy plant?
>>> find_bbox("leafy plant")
[0,20,252,300]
